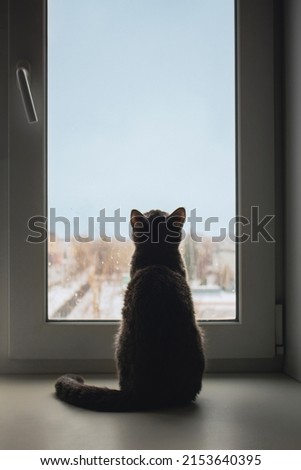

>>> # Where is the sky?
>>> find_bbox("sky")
[48,0,235,238]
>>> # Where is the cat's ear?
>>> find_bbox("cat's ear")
[167,207,186,229]
[131,209,147,228]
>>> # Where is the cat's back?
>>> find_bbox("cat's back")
[130,263,189,299]
[124,264,195,324]
[120,264,204,400]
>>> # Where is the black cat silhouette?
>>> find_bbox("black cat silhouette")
[55,208,205,411]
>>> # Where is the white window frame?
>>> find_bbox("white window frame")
[1,0,277,372]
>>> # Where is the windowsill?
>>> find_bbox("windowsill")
[0,356,283,374]
[0,372,300,450]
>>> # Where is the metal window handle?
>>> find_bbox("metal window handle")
[16,65,38,124]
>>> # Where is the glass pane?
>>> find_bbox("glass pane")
[48,0,236,321]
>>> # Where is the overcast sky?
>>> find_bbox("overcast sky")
[48,0,235,237]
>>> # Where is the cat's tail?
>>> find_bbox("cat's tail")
[55,374,136,412]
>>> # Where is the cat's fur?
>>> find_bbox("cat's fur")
[55,207,205,411]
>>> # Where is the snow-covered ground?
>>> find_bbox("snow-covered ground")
[67,281,124,320]
[193,291,236,320]
[48,271,90,318]
[49,277,235,321]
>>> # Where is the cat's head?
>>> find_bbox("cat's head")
[130,207,186,247]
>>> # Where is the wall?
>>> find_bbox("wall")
[284,0,301,381]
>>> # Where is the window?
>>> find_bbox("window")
[4,0,276,368]
[47,0,236,322]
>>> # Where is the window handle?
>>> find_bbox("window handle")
[16,65,38,124]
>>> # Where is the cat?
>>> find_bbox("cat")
[55,207,205,411]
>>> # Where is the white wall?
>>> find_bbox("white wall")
[284,0,301,381]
